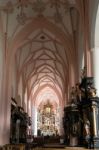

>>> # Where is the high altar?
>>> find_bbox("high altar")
[37,101,59,136]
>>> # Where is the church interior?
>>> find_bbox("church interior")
[0,0,99,149]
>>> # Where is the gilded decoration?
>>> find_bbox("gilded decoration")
[37,101,59,136]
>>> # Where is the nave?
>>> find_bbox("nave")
[0,146,94,150]
[31,148,93,150]
[34,148,95,150]
[1,0,99,148]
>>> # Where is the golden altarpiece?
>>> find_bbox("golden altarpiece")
[37,101,59,136]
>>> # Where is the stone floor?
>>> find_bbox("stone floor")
[33,148,97,150]
[32,143,99,150]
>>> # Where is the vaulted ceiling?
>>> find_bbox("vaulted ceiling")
[0,0,85,107]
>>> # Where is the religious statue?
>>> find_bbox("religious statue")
[81,66,86,79]
[84,119,90,136]
[70,86,76,104]
[70,84,82,104]
[88,87,97,98]
[75,83,82,102]
[84,118,92,148]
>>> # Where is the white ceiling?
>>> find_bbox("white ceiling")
[0,0,79,106]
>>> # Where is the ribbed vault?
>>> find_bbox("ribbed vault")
[16,27,68,107]
[6,0,80,108]
[0,0,81,112]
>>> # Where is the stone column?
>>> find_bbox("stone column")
[0,12,12,145]
[92,47,99,96]
[0,12,4,145]
[31,106,37,136]
[0,63,12,145]
[58,107,64,136]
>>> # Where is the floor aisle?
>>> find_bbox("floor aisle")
[34,147,97,150]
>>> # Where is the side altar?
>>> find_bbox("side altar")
[79,77,99,148]
[63,73,99,148]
